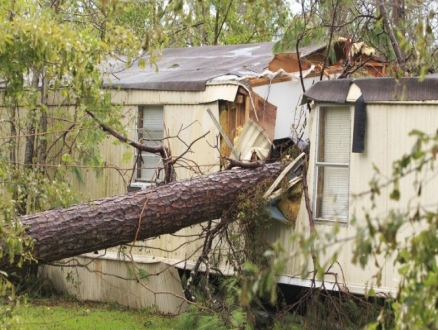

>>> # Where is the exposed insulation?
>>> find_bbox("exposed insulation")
[277,182,303,226]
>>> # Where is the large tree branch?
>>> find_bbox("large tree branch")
[85,110,166,156]
[378,2,407,73]
[0,162,288,273]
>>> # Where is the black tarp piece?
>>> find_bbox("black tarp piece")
[352,95,366,153]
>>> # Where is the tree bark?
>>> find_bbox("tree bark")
[23,71,40,172]
[0,162,287,272]
[37,76,49,170]
[379,1,407,73]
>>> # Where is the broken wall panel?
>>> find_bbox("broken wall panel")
[219,96,246,157]
[269,53,312,73]
[249,91,277,142]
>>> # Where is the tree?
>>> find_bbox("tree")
[0,0,141,214]
[240,2,438,328]
[0,0,292,312]
[92,0,291,49]
[161,0,291,47]
[0,2,142,322]
[276,0,438,78]
[0,1,297,328]
[0,162,287,273]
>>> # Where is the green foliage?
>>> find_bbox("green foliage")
[0,301,21,330]
[14,297,174,330]
[300,291,390,330]
[106,0,291,48]
[175,305,239,330]
[349,129,438,328]
[277,0,438,77]
[233,186,274,267]
[164,0,291,47]
[175,277,248,330]
[274,15,325,53]
[239,242,286,309]
[0,0,146,327]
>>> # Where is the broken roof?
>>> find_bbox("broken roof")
[103,42,326,92]
[303,77,438,103]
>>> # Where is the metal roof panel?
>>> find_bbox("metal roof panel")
[103,42,326,91]
[354,77,438,102]
[303,77,438,103]
[302,79,352,104]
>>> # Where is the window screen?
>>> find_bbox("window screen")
[136,106,164,183]
[314,107,351,222]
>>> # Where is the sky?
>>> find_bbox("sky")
[288,0,302,14]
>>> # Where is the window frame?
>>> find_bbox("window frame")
[312,104,352,224]
[134,105,164,185]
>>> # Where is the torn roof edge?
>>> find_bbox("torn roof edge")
[302,77,438,104]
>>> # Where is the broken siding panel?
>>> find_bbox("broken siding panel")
[233,119,271,161]
[110,85,239,105]
[249,91,277,142]
[269,53,312,73]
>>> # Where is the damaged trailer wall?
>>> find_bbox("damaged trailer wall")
[40,94,226,310]
[266,101,438,295]
[252,77,317,141]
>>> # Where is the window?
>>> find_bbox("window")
[314,106,351,223]
[135,106,164,183]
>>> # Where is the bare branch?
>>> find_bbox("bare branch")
[378,2,407,73]
[171,131,210,165]
[224,158,265,170]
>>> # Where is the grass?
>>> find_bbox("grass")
[14,296,176,330]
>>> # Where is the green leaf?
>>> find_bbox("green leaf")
[390,189,400,201]
[138,58,146,70]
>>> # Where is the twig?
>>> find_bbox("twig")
[85,109,175,183]
[301,156,317,283]
[171,131,209,164]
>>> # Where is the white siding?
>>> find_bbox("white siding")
[110,84,239,106]
[119,103,221,264]
[39,258,187,313]
[41,99,223,309]
[276,101,438,294]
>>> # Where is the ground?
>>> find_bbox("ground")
[15,296,176,330]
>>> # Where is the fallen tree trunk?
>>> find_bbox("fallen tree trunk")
[1,162,287,272]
